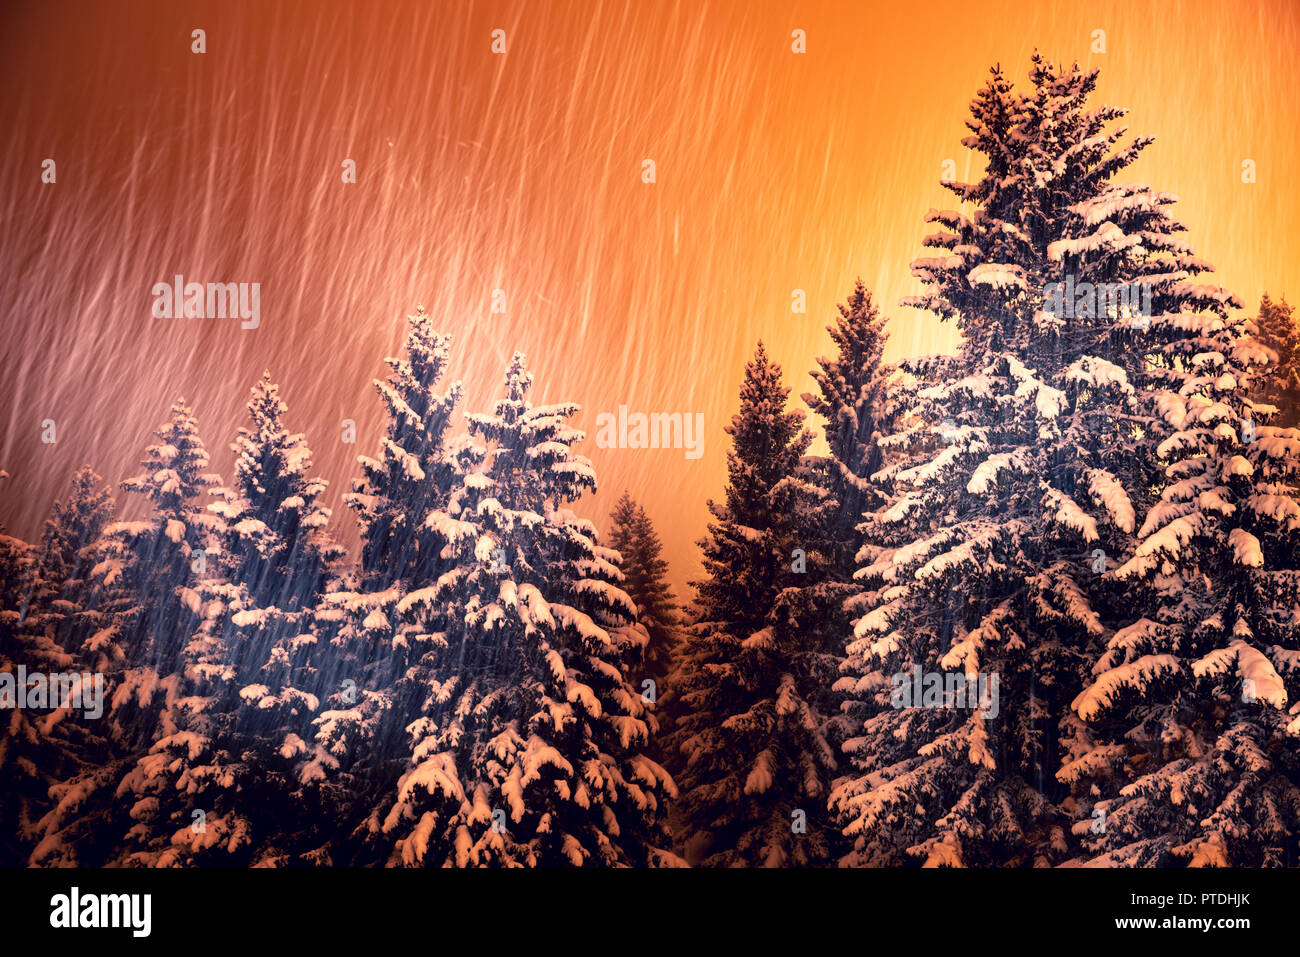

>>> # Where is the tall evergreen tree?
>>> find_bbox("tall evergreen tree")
[0,528,58,862]
[801,280,899,834]
[1060,302,1300,866]
[0,468,115,864]
[112,374,347,865]
[804,280,896,561]
[670,342,839,866]
[105,397,222,675]
[27,400,220,866]
[377,352,675,867]
[306,311,474,860]
[30,466,115,651]
[346,307,467,592]
[831,56,1239,865]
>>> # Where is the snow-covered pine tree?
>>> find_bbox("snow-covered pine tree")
[831,56,1238,865]
[1251,294,1299,427]
[307,311,474,860]
[378,352,675,867]
[218,374,349,863]
[669,341,840,867]
[801,280,899,809]
[1060,297,1300,866]
[346,308,467,593]
[804,280,896,562]
[608,492,682,698]
[28,400,220,865]
[112,373,347,865]
[0,528,34,638]
[0,468,115,864]
[207,372,344,743]
[105,397,222,677]
[209,373,343,613]
[30,466,115,652]
[0,527,59,863]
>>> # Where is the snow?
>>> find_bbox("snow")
[1065,356,1132,393]
[966,263,1027,290]
[396,753,466,806]
[1072,655,1181,721]
[1043,488,1099,542]
[382,438,426,481]
[1191,641,1286,708]
[1227,528,1263,567]
[1077,187,1175,227]
[424,511,477,544]
[1246,490,1300,529]
[1086,469,1136,533]
[898,442,970,487]
[743,749,776,795]
[107,520,153,538]
[1047,221,1131,261]
[1006,356,1066,418]
[1222,455,1254,480]
[915,526,1002,582]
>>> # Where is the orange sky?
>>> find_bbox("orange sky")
[1,0,1297,595]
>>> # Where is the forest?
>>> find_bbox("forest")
[3,56,1300,869]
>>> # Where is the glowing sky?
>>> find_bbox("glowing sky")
[2,0,1296,594]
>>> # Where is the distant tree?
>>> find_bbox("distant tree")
[804,280,896,561]
[1252,294,1300,427]
[31,466,115,652]
[28,400,220,865]
[608,492,682,700]
[670,342,839,866]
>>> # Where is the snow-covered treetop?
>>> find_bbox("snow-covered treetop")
[904,54,1240,372]
[119,398,220,523]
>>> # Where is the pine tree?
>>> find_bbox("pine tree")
[112,374,347,865]
[377,352,675,867]
[346,307,467,592]
[0,468,115,864]
[804,280,896,559]
[220,374,347,863]
[831,56,1240,865]
[1060,299,1300,866]
[801,281,899,834]
[1252,294,1299,427]
[0,530,35,637]
[670,342,839,866]
[31,467,115,652]
[608,492,681,697]
[0,528,57,863]
[28,400,220,866]
[107,397,221,673]
[305,311,473,861]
